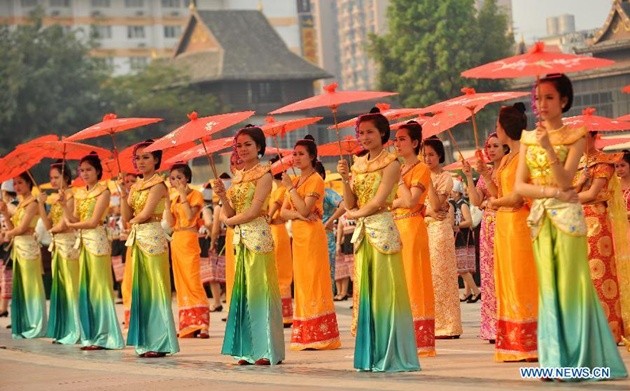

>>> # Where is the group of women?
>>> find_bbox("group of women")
[0,73,628,380]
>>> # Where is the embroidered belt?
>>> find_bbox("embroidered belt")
[393,206,426,220]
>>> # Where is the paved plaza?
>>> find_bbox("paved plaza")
[1,298,629,391]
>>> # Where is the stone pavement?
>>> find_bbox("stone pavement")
[1,298,629,391]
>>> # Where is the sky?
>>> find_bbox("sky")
[511,0,613,42]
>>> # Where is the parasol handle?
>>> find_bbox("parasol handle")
[26,169,39,190]
[200,138,219,180]
[60,143,66,187]
[332,108,347,163]
[273,135,297,176]
[109,133,123,176]
[469,108,481,151]
[446,129,465,162]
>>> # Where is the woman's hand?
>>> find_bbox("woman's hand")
[37,192,47,205]
[324,219,335,231]
[175,178,188,199]
[536,124,553,152]
[337,159,350,181]
[556,188,579,203]
[462,160,473,178]
[281,172,293,189]
[212,179,226,198]
[0,201,7,214]
[475,158,489,177]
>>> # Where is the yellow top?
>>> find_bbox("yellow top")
[227,163,271,215]
[393,161,430,218]
[48,191,73,226]
[11,196,38,231]
[170,189,204,230]
[351,150,398,208]
[521,125,588,238]
[75,183,109,222]
[129,174,166,220]
[287,172,324,219]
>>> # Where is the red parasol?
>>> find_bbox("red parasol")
[0,149,46,183]
[21,139,112,161]
[616,114,630,122]
[329,103,423,130]
[270,154,294,176]
[114,140,198,176]
[317,136,362,157]
[262,116,322,175]
[563,108,630,132]
[443,156,478,171]
[462,41,615,79]
[270,82,397,159]
[421,88,529,149]
[163,137,234,167]
[145,111,254,178]
[595,136,630,150]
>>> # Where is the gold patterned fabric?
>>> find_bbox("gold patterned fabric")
[129,174,166,219]
[74,183,108,222]
[10,197,38,231]
[49,232,79,260]
[75,226,111,256]
[575,151,621,205]
[350,151,401,254]
[47,192,73,227]
[125,222,168,256]
[521,126,588,238]
[228,164,274,254]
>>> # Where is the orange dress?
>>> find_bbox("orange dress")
[393,161,435,357]
[577,151,624,342]
[493,153,538,361]
[269,185,293,325]
[287,173,341,350]
[170,189,210,337]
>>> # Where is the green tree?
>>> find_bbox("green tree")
[0,14,110,154]
[369,0,514,146]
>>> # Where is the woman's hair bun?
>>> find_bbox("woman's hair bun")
[369,107,381,114]
[513,102,526,114]
[304,134,315,141]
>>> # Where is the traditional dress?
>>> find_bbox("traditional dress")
[335,215,355,281]
[288,172,340,351]
[350,150,420,372]
[125,174,179,355]
[170,189,209,337]
[45,192,80,344]
[493,153,538,362]
[425,171,462,338]
[74,184,123,349]
[269,184,293,325]
[323,187,342,292]
[393,161,435,357]
[522,126,626,380]
[452,198,475,273]
[10,196,47,339]
[577,151,624,342]
[476,175,497,342]
[221,163,284,365]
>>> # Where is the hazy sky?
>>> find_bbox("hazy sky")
[511,0,613,41]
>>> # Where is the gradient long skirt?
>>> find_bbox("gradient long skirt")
[11,247,46,339]
[172,231,209,337]
[126,247,179,355]
[533,217,627,380]
[494,208,538,362]
[78,249,123,349]
[46,233,80,344]
[225,228,235,309]
[270,223,293,325]
[221,245,285,365]
[353,239,420,372]
[395,215,435,357]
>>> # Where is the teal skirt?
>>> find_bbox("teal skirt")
[11,247,47,339]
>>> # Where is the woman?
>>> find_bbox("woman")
[322,181,344,295]
[392,120,435,357]
[214,125,284,366]
[450,180,481,303]
[119,172,137,328]
[575,132,624,343]
[0,180,18,320]
[0,173,46,339]
[38,161,80,344]
[164,163,209,339]
[267,160,293,327]
[337,108,419,372]
[281,136,341,351]
[120,141,179,358]
[335,214,354,302]
[514,73,626,379]
[64,153,123,350]
[616,150,630,343]
[462,133,505,343]
[489,103,538,362]
[423,136,463,339]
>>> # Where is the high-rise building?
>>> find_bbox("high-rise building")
[0,0,302,75]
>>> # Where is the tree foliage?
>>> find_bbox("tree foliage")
[368,0,514,142]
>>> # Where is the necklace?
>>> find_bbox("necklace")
[367,149,385,162]
[296,170,316,189]
[401,160,420,177]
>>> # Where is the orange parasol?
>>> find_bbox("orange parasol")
[443,156,478,171]
[617,114,630,122]
[420,88,529,150]
[563,108,630,132]
[595,136,630,150]
[270,82,397,160]
[145,111,254,178]
[317,136,362,157]
[270,154,294,176]
[329,103,423,130]
[262,116,322,175]
[163,137,234,167]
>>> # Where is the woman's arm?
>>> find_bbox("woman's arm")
[458,203,473,229]
[225,174,272,226]
[280,196,305,221]
[347,160,400,219]
[50,197,73,234]
[129,185,167,225]
[393,181,424,210]
[5,202,38,238]
[61,188,79,223]
[213,179,235,218]
[337,159,357,210]
[578,177,607,204]
[324,204,345,231]
[538,128,585,190]
[163,196,175,228]
[67,191,111,230]
[37,193,52,230]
